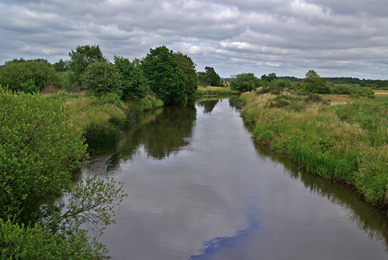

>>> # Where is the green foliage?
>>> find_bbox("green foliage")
[174,52,198,101]
[0,89,87,223]
[20,79,39,94]
[84,122,122,154]
[41,174,127,242]
[53,59,70,72]
[0,60,60,92]
[230,73,261,92]
[269,79,292,89]
[142,46,188,105]
[81,62,122,97]
[114,56,149,99]
[261,73,277,85]
[68,45,107,84]
[198,67,221,87]
[300,70,331,94]
[95,93,124,109]
[0,219,104,260]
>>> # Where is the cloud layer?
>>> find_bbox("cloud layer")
[1,0,387,79]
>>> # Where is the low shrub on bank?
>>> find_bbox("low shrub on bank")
[240,91,388,207]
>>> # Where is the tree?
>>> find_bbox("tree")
[0,60,60,92]
[230,73,261,92]
[114,56,149,99]
[142,46,188,105]
[68,45,107,84]
[305,69,320,78]
[202,66,221,86]
[81,62,122,97]
[0,89,87,223]
[174,52,198,101]
[300,70,330,94]
[53,59,70,72]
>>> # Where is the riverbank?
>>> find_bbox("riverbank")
[43,91,164,154]
[239,91,388,208]
[196,86,239,96]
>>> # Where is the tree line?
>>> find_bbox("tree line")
[0,45,223,106]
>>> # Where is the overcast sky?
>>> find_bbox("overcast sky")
[1,0,387,79]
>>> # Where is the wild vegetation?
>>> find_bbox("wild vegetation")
[238,70,388,209]
[1,40,387,257]
[0,44,203,258]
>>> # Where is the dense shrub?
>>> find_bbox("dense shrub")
[0,219,104,259]
[81,62,122,97]
[0,60,60,92]
[230,73,261,92]
[0,89,87,223]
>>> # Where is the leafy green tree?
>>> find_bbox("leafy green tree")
[142,46,188,105]
[174,52,198,101]
[305,69,320,78]
[230,73,261,92]
[114,56,149,99]
[53,59,70,72]
[300,70,331,94]
[261,73,277,85]
[203,66,221,86]
[68,45,107,84]
[0,89,87,223]
[0,60,60,92]
[81,62,122,97]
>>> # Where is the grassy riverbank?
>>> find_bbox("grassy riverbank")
[196,86,239,96]
[240,90,388,208]
[43,91,164,154]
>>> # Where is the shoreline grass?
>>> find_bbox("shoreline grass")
[43,91,164,154]
[196,86,239,96]
[240,91,388,208]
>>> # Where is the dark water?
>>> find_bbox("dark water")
[83,98,388,260]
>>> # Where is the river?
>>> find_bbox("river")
[82,97,388,260]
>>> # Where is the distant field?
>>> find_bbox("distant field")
[374,90,388,96]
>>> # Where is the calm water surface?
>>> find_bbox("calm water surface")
[83,98,388,260]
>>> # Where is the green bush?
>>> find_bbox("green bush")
[230,73,261,92]
[81,62,122,97]
[0,219,105,260]
[95,92,124,109]
[20,79,39,94]
[0,60,60,92]
[0,89,87,223]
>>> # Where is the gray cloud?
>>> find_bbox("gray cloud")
[0,0,387,79]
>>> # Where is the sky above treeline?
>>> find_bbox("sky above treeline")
[1,0,387,79]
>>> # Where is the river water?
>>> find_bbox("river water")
[83,98,388,260]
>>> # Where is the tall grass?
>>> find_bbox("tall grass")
[240,91,388,207]
[196,86,239,96]
[84,122,122,154]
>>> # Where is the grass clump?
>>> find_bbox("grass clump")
[84,122,122,154]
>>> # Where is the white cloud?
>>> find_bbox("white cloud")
[0,0,387,79]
